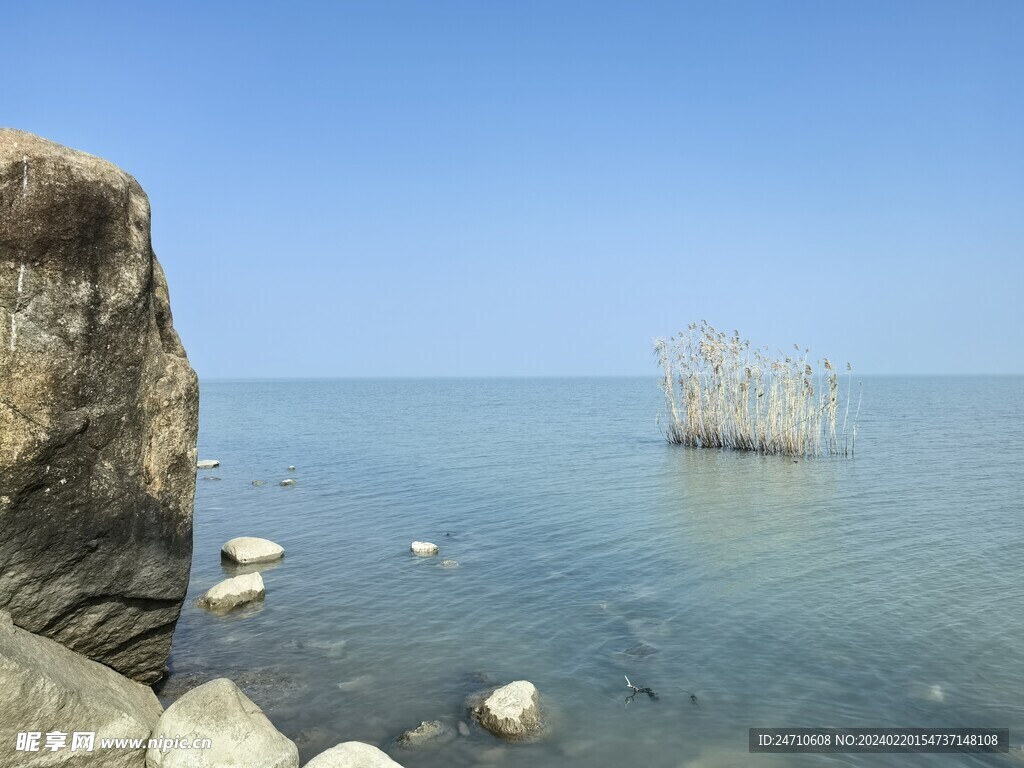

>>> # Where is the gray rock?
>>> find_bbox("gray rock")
[280,478,295,487]
[396,720,455,748]
[410,541,439,555]
[146,678,298,768]
[222,536,285,564]
[197,460,220,469]
[0,610,162,768]
[196,573,265,612]
[440,559,459,568]
[458,721,471,737]
[305,742,405,768]
[470,681,543,741]
[287,465,296,471]
[0,129,198,684]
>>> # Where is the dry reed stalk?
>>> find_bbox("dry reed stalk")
[653,322,860,457]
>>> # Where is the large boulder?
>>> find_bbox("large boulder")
[0,129,198,684]
[305,742,405,768]
[146,679,298,768]
[0,611,162,768]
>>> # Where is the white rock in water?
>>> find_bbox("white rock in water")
[305,741,405,767]
[410,541,439,555]
[197,572,265,612]
[287,465,296,471]
[197,459,220,469]
[280,478,296,487]
[222,537,285,564]
[147,678,298,767]
[474,680,542,740]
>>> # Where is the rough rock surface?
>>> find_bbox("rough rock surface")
[222,536,285,564]
[146,678,298,768]
[0,129,198,684]
[305,742,405,768]
[471,680,542,740]
[410,541,439,555]
[0,611,162,768]
[196,573,266,612]
[396,720,455,748]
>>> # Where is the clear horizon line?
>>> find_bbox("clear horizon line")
[194,372,1024,382]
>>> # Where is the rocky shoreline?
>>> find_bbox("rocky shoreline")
[0,130,544,767]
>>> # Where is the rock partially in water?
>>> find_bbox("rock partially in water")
[470,680,543,741]
[0,610,162,768]
[201,475,222,481]
[280,478,296,487]
[147,678,298,767]
[396,720,455,748]
[197,460,220,469]
[197,573,265,612]
[410,541,439,556]
[252,480,266,486]
[222,536,285,564]
[0,129,199,684]
[440,559,459,568]
[287,465,297,471]
[305,742,405,767]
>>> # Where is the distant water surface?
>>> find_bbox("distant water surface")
[166,377,1024,767]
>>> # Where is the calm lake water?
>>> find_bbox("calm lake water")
[164,377,1024,767]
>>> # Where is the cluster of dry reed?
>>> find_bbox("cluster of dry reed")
[654,322,860,457]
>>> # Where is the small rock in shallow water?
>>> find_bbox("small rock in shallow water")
[280,478,296,487]
[197,459,220,469]
[252,480,265,487]
[411,541,439,555]
[196,572,265,612]
[222,537,285,564]
[440,559,459,568]
[287,465,296,471]
[471,680,543,741]
[458,722,471,737]
[397,720,455,748]
[202,475,222,481]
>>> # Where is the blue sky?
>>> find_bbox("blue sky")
[5,1,1022,376]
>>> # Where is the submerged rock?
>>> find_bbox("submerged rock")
[0,611,162,768]
[410,541,439,556]
[440,559,459,568]
[197,460,220,469]
[197,573,265,612]
[280,478,296,487]
[222,536,285,564]
[470,681,543,741]
[396,720,455,748]
[305,742,405,768]
[0,129,198,684]
[147,678,298,767]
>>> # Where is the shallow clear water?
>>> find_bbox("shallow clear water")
[166,377,1024,767]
